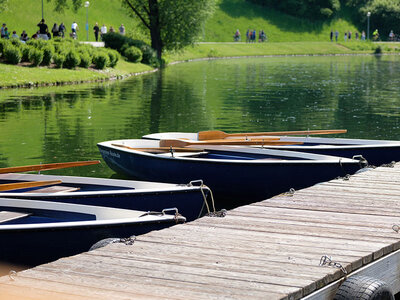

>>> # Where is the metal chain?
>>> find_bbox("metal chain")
[319,255,347,275]
[9,270,17,281]
[381,161,395,168]
[279,188,295,196]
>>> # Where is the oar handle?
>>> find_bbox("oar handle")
[229,129,348,137]
[0,180,62,192]
[0,161,101,174]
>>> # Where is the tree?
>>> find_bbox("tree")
[0,0,8,12]
[51,0,215,60]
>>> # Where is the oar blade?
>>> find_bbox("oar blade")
[198,130,228,140]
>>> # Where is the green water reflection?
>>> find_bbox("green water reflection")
[0,55,399,178]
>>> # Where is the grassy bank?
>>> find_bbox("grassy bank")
[1,41,399,89]
[165,41,400,62]
[0,59,153,88]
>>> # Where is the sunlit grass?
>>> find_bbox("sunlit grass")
[0,60,153,88]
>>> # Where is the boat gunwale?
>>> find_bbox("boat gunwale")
[98,141,363,165]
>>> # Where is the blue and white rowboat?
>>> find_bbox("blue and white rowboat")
[0,173,210,222]
[143,132,400,166]
[98,139,366,203]
[0,197,185,267]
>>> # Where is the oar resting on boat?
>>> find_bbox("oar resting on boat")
[0,161,101,174]
[197,129,347,140]
[159,139,304,148]
[0,180,62,192]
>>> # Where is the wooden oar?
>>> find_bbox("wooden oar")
[0,180,62,192]
[0,160,101,174]
[198,129,347,140]
[159,139,303,148]
[111,144,204,153]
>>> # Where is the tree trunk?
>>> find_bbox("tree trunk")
[148,0,163,60]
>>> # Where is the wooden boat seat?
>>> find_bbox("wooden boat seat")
[157,151,208,158]
[23,185,80,194]
[0,211,31,224]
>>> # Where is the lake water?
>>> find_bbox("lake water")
[1,55,400,272]
[0,55,399,179]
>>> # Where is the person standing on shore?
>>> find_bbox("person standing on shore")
[100,24,107,40]
[330,29,333,42]
[119,24,125,35]
[335,30,339,42]
[1,23,6,38]
[37,19,49,40]
[93,22,100,41]
[71,21,78,39]
[59,22,65,38]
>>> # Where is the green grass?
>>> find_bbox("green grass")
[2,0,399,89]
[165,41,400,62]
[0,59,153,88]
[1,0,146,42]
[203,0,360,42]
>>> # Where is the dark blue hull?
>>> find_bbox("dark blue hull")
[5,190,205,222]
[270,146,399,167]
[98,144,363,206]
[0,175,207,222]
[0,220,177,267]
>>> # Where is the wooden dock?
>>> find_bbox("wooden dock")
[1,164,400,299]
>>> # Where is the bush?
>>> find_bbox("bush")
[26,39,48,50]
[93,52,110,69]
[124,46,142,63]
[21,45,31,62]
[28,48,44,66]
[102,32,156,65]
[64,50,81,69]
[139,44,158,66]
[10,38,22,48]
[79,52,91,68]
[0,39,10,56]
[42,46,54,66]
[106,49,120,67]
[53,53,65,68]
[4,45,22,64]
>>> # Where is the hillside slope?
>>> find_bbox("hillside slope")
[204,0,359,42]
[1,0,144,41]
[2,0,360,43]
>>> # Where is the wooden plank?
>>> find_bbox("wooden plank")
[0,163,399,300]
[14,264,290,300]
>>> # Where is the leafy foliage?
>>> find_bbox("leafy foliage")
[42,45,55,66]
[102,32,157,65]
[53,53,66,68]
[28,48,44,66]
[4,45,22,64]
[121,0,216,59]
[93,52,110,69]
[345,0,400,38]
[124,46,142,63]
[64,50,81,69]
[246,0,340,19]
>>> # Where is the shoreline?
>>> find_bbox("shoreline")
[1,42,399,90]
